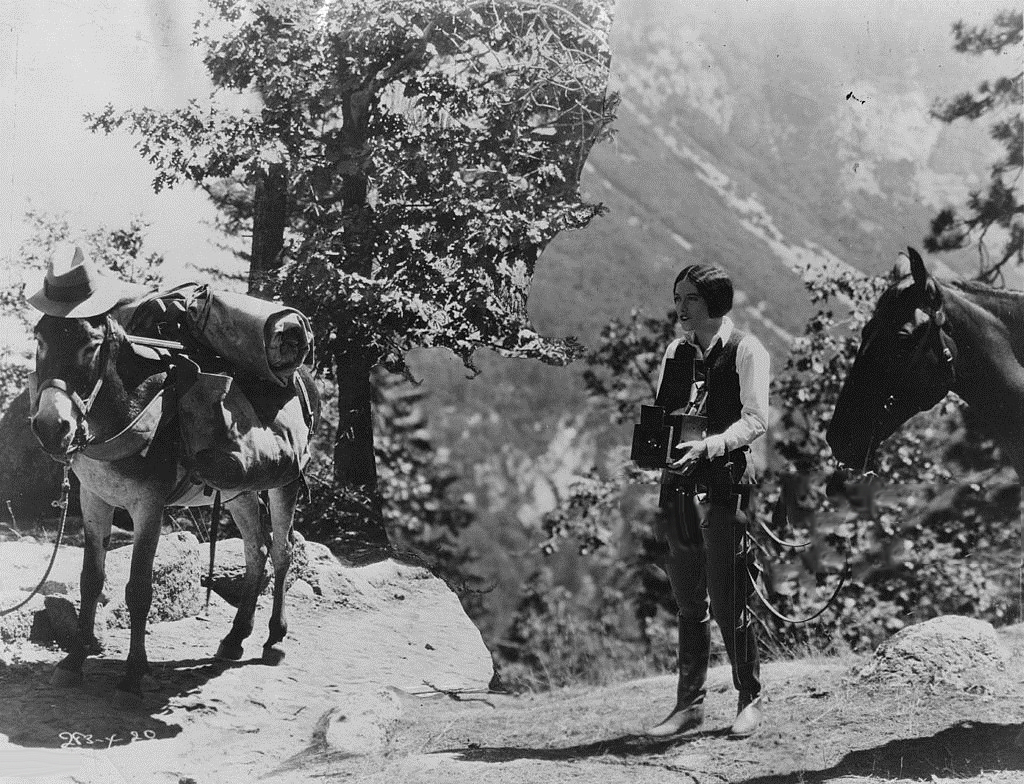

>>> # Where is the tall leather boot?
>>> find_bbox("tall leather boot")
[647,617,710,737]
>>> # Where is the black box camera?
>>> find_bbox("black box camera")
[630,405,707,469]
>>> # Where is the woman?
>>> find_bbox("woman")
[646,263,770,740]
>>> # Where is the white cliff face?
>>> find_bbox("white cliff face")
[831,82,987,211]
[612,24,736,133]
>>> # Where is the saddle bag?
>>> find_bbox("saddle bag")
[178,368,315,492]
[183,286,313,388]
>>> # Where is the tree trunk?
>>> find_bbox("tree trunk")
[330,87,382,523]
[248,163,288,298]
[333,350,381,523]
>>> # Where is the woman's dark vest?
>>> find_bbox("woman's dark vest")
[659,329,749,507]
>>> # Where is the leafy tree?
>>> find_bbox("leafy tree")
[925,9,1023,282]
[86,0,618,525]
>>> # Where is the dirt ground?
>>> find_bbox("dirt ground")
[1,599,1022,784]
[0,554,492,784]
[0,527,1021,784]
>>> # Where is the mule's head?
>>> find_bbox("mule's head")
[30,314,119,459]
[826,248,957,471]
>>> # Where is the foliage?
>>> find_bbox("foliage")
[0,211,166,411]
[292,369,484,588]
[925,9,1023,282]
[496,565,657,692]
[86,0,618,374]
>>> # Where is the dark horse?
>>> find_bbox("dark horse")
[827,247,1024,482]
[827,247,1024,745]
[30,312,320,694]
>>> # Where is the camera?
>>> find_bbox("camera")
[630,405,707,470]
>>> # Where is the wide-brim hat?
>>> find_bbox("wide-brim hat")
[28,244,148,318]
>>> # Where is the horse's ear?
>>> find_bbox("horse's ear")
[893,252,912,281]
[907,247,929,290]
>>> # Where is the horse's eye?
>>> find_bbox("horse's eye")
[35,338,47,361]
[78,345,98,365]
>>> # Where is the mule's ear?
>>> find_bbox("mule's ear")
[907,247,929,290]
[104,313,125,340]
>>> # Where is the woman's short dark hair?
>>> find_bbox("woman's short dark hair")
[674,265,734,317]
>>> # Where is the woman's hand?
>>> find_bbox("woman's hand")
[668,440,708,475]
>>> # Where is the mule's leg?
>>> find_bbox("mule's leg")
[216,492,267,661]
[262,480,301,665]
[52,488,113,687]
[118,499,164,694]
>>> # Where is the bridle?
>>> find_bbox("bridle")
[858,292,957,473]
[30,320,113,460]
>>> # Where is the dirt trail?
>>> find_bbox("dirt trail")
[0,558,492,784]
[1,559,1022,784]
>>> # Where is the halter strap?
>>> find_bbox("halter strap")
[31,320,113,455]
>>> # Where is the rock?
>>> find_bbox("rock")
[0,591,44,643]
[42,596,78,650]
[856,615,1010,690]
[287,578,316,600]
[201,537,272,608]
[204,532,368,608]
[104,531,203,628]
[322,689,403,757]
[294,538,373,607]
[38,579,74,596]
[0,387,69,516]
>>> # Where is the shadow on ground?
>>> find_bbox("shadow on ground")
[734,722,1024,783]
[0,654,255,749]
[442,727,732,764]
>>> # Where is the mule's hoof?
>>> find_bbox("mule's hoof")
[261,645,286,666]
[216,640,244,661]
[50,666,83,688]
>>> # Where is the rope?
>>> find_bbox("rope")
[749,554,849,625]
[0,464,72,617]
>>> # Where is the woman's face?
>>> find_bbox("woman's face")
[674,278,712,330]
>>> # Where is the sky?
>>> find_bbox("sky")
[0,0,229,282]
[0,0,1015,283]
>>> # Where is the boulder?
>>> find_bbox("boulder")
[0,591,44,643]
[103,531,204,628]
[0,387,68,516]
[856,615,1010,690]
[322,689,403,756]
[40,596,78,650]
[200,537,272,607]
[202,531,372,609]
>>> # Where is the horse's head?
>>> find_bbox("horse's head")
[826,247,957,471]
[30,313,123,459]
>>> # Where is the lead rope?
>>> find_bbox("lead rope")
[0,464,72,617]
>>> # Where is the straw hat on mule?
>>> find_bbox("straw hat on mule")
[28,243,149,318]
